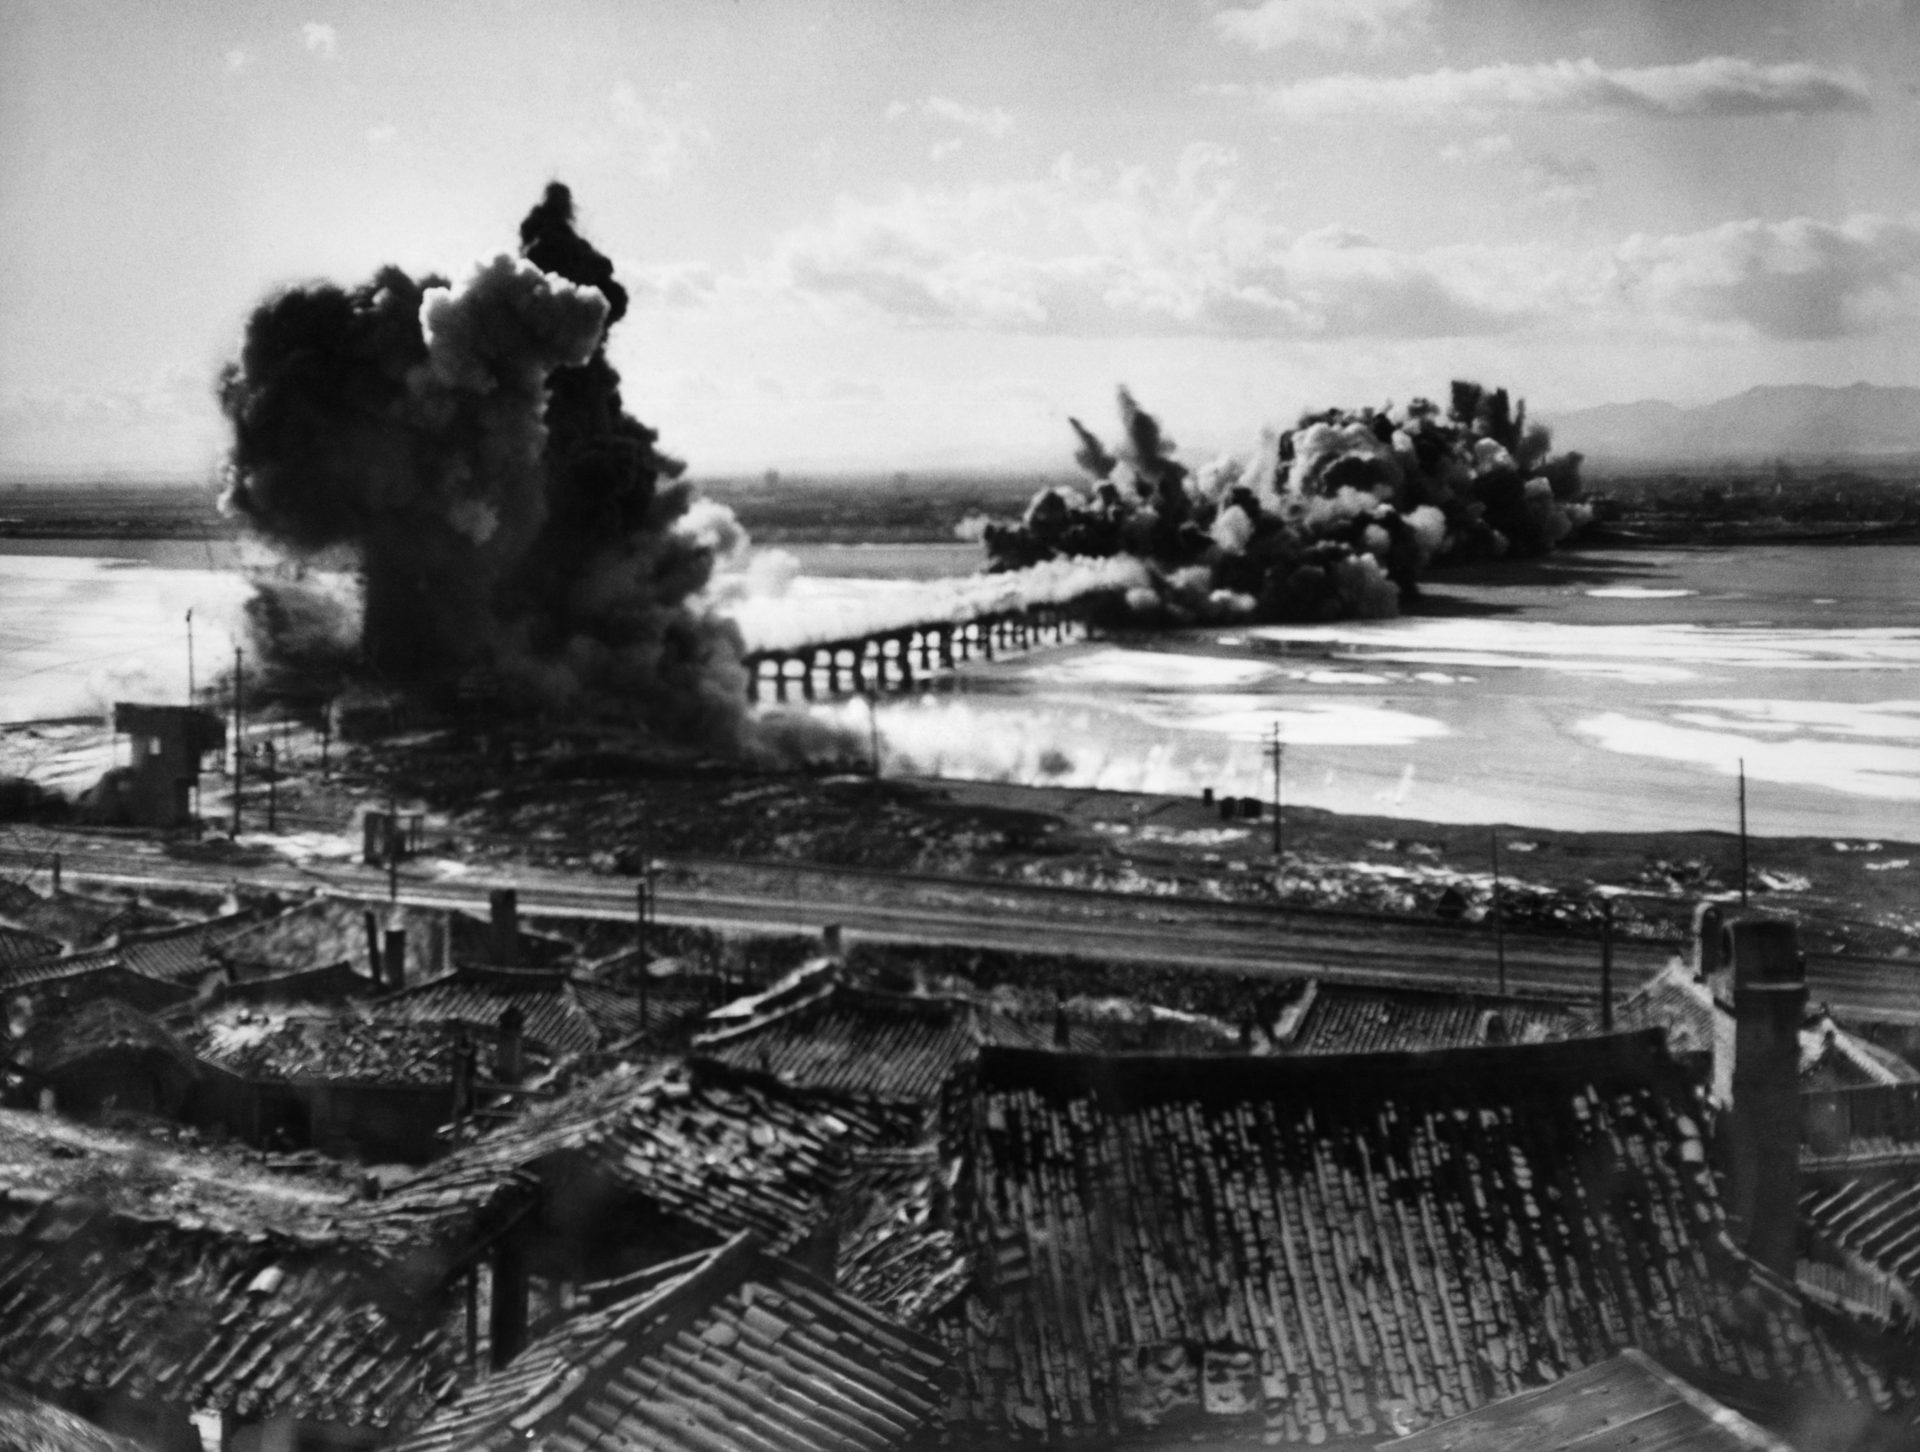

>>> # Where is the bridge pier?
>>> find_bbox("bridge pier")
[744,599,1094,703]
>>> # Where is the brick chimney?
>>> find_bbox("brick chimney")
[490,888,519,967]
[384,927,407,991]
[1692,900,1727,989]
[1714,916,1805,1277]
[495,1005,525,1084]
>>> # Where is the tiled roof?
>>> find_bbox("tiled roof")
[372,965,684,1059]
[943,1035,1913,1446]
[180,1007,542,1088]
[13,998,197,1078]
[0,880,40,917]
[209,960,377,1006]
[0,1106,511,1257]
[0,890,168,951]
[837,1142,975,1327]
[692,965,1245,1106]
[1803,1015,1920,1091]
[1803,1178,1920,1309]
[696,984,980,1103]
[1616,966,1913,1087]
[1267,978,1587,1055]
[215,896,455,982]
[1380,1350,1796,1451]
[428,1060,917,1258]
[1614,963,1715,1056]
[0,960,192,1014]
[388,1232,948,1452]
[980,999,1244,1055]
[0,1107,490,1432]
[0,1193,466,1433]
[1,912,258,998]
[0,923,61,970]
[0,1387,150,1452]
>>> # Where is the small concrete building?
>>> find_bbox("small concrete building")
[110,704,225,828]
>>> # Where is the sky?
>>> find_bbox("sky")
[3,0,1918,478]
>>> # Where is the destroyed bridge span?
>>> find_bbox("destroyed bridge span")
[741,603,1082,703]
[13,835,1920,1022]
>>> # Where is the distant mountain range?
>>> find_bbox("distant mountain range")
[1544,383,1920,463]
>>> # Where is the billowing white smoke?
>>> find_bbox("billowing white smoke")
[724,555,1151,654]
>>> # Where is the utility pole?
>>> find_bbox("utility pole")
[1490,831,1506,995]
[230,648,243,836]
[1265,724,1285,860]
[387,789,400,904]
[867,691,882,781]
[1738,757,1750,907]
[186,609,198,822]
[264,741,277,832]
[1600,896,1615,1031]
[635,875,651,1031]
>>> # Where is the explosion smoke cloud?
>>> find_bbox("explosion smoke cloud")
[219,184,756,749]
[984,381,1589,624]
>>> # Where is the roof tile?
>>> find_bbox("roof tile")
[389,1234,944,1452]
[941,1035,1917,1444]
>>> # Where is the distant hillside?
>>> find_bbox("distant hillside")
[1547,382,1920,464]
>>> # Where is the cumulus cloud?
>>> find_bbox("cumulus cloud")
[300,21,337,57]
[924,96,1015,138]
[610,83,712,180]
[1609,214,1920,339]
[1439,133,1514,163]
[1215,0,1431,52]
[622,259,724,309]
[1264,56,1871,121]
[761,148,1527,339]
[599,128,1918,351]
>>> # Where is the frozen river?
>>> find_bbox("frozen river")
[3,538,1918,839]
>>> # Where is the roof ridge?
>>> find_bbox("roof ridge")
[692,978,839,1049]
[979,1028,1683,1103]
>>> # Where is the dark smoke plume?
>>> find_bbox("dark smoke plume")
[983,383,1588,624]
[219,184,751,747]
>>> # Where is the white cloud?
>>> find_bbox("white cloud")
[365,124,397,148]
[1215,0,1431,52]
[608,138,1920,349]
[299,22,337,58]
[1264,56,1872,121]
[224,48,251,74]
[923,96,1015,139]
[620,259,726,309]
[760,148,1525,340]
[1609,214,1920,340]
[931,138,965,162]
[1524,151,1598,204]
[1439,133,1514,163]
[885,100,911,122]
[609,83,712,181]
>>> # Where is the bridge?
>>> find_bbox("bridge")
[741,603,1083,702]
